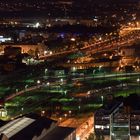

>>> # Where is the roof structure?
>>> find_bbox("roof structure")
[0,114,57,140]
[43,126,75,140]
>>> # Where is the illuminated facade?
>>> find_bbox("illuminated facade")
[94,102,140,140]
[94,102,126,140]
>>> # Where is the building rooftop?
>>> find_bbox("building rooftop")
[0,114,57,140]
[42,126,75,140]
[0,117,35,139]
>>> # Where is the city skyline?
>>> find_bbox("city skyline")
[0,0,139,140]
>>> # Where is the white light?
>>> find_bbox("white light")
[37,80,41,84]
[44,51,48,55]
[64,114,67,117]
[72,67,76,71]
[46,82,50,86]
[45,68,48,72]
[99,65,102,69]
[137,78,140,82]
[107,125,110,129]
[76,136,80,140]
[69,110,71,114]
[34,22,40,28]
[101,96,104,100]
[42,110,45,114]
[7,38,11,41]
[87,91,91,95]
[136,126,139,130]
[95,125,104,129]
[71,38,76,41]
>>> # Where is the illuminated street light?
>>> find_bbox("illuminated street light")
[16,89,18,93]
[46,82,50,86]
[71,38,76,41]
[25,85,28,90]
[99,37,102,41]
[78,106,81,110]
[37,80,41,84]
[34,22,40,28]
[93,69,96,74]
[72,67,76,72]
[44,68,48,75]
[59,117,62,123]
[64,90,67,96]
[41,110,45,116]
[99,65,103,72]
[64,113,67,118]
[42,110,45,114]
[44,51,48,55]
[87,91,91,97]
[60,78,64,84]
[137,78,140,92]
[137,78,140,82]
[68,111,72,117]
[101,96,104,104]
[69,110,72,114]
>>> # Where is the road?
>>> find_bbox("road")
[5,85,43,101]
[37,27,140,63]
[59,116,94,140]
[5,72,140,103]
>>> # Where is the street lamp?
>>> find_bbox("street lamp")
[78,106,81,111]
[101,96,104,104]
[92,69,96,78]
[25,85,28,90]
[44,68,48,75]
[72,67,77,76]
[70,38,76,41]
[59,117,62,123]
[64,113,67,118]
[16,88,18,93]
[60,78,64,85]
[34,22,40,28]
[44,51,48,55]
[64,90,67,96]
[68,110,72,117]
[72,67,76,72]
[99,37,102,41]
[21,107,24,114]
[37,80,41,84]
[46,82,50,86]
[137,78,140,92]
[45,82,50,90]
[41,110,45,116]
[137,78,140,83]
[87,91,91,98]
[99,65,103,73]
[49,51,53,55]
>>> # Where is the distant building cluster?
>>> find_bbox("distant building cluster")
[0,0,139,26]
